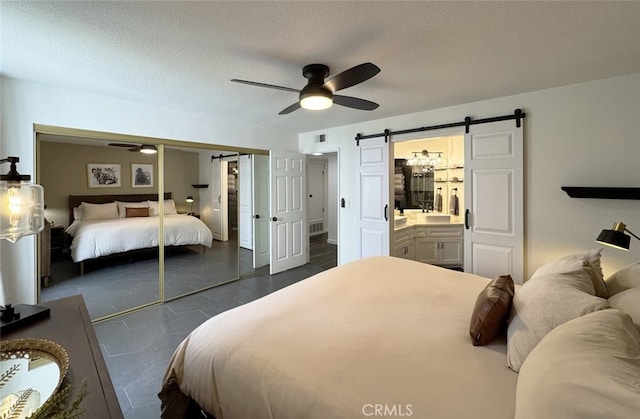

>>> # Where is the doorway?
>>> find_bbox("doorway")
[307,152,338,267]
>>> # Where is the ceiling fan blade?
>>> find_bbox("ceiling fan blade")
[128,147,141,152]
[231,79,300,93]
[324,62,380,92]
[278,102,301,115]
[109,143,138,148]
[333,95,379,111]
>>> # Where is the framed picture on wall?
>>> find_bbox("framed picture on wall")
[87,163,121,188]
[132,163,154,188]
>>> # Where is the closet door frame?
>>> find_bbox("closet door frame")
[34,124,268,321]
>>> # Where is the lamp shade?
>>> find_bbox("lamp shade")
[596,222,631,251]
[186,196,194,203]
[0,157,45,242]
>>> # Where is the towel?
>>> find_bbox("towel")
[449,191,459,215]
[434,189,443,212]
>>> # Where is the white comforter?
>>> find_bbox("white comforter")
[66,214,213,262]
[160,256,518,419]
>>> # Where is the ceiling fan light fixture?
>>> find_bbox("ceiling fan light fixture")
[300,95,333,111]
[300,84,333,111]
[139,144,157,154]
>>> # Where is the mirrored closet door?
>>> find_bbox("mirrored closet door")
[36,125,268,321]
[161,146,240,300]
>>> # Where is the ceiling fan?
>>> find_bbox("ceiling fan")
[231,62,381,115]
[108,143,157,154]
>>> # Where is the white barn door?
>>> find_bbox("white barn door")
[464,120,523,281]
[270,151,307,274]
[358,137,391,258]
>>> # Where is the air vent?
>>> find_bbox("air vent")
[318,134,326,143]
[309,221,324,235]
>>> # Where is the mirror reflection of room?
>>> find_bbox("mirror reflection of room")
[36,134,264,321]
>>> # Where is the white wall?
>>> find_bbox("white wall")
[299,72,640,282]
[0,77,297,305]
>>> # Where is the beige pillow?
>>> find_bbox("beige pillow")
[515,309,640,419]
[609,287,640,326]
[80,201,118,220]
[531,249,607,297]
[147,199,178,216]
[605,261,640,296]
[506,268,609,372]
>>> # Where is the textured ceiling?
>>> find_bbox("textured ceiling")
[2,1,640,134]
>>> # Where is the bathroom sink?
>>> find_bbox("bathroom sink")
[416,213,451,224]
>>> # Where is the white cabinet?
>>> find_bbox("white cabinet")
[408,224,464,268]
[393,227,414,260]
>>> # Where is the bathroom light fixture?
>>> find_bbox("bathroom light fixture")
[0,157,45,242]
[407,150,443,168]
[139,144,157,154]
[596,221,640,251]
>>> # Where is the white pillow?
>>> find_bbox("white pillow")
[506,268,609,372]
[609,287,640,326]
[147,199,177,216]
[72,206,83,221]
[605,261,640,296]
[531,249,607,297]
[116,200,148,218]
[80,201,118,220]
[515,309,640,419]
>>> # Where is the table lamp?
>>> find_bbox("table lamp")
[0,156,48,332]
[596,221,639,251]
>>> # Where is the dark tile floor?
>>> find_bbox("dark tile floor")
[94,234,337,419]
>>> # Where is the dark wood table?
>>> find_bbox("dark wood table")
[2,295,123,418]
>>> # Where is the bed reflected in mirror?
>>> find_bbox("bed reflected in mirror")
[37,136,161,320]
[36,128,269,321]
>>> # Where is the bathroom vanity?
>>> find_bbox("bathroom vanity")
[393,212,464,269]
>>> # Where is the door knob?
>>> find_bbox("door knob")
[254,214,260,219]
[271,217,278,221]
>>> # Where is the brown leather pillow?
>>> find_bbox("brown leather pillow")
[125,207,150,218]
[469,274,515,346]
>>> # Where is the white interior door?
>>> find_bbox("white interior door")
[270,151,307,274]
[253,155,270,269]
[358,137,391,258]
[464,120,523,281]
[238,155,253,250]
[211,159,229,242]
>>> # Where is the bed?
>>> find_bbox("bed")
[159,256,518,418]
[66,193,213,274]
[159,253,640,419]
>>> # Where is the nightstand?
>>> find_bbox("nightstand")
[188,212,201,219]
[50,224,66,259]
[3,295,123,418]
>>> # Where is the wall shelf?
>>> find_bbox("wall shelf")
[191,184,209,189]
[561,186,640,200]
